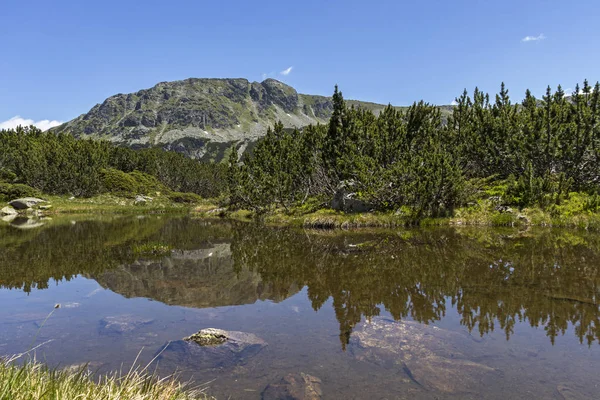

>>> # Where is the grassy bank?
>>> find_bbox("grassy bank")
[0,194,218,216]
[6,192,600,231]
[0,358,211,400]
[207,200,600,231]
[44,194,197,214]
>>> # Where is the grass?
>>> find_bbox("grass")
[40,194,200,215]
[213,201,600,231]
[0,357,212,400]
[0,307,213,400]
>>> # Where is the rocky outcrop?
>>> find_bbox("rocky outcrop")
[156,328,267,371]
[349,317,498,394]
[51,78,396,162]
[262,373,323,400]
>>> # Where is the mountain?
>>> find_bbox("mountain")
[52,78,451,162]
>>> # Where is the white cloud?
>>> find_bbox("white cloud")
[280,66,293,76]
[0,116,63,131]
[451,100,459,106]
[521,34,546,42]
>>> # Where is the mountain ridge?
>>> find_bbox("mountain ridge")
[52,78,448,161]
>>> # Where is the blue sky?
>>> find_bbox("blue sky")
[1,0,599,129]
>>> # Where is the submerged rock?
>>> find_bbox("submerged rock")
[9,197,47,210]
[557,383,590,400]
[349,317,497,394]
[262,373,323,400]
[99,315,154,335]
[157,328,267,371]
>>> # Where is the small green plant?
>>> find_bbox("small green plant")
[168,192,202,204]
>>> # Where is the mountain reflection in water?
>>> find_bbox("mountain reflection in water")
[1,216,599,349]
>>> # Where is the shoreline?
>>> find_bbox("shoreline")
[4,194,600,232]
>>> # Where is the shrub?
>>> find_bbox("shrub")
[100,168,140,197]
[0,182,41,201]
[129,170,168,194]
[168,192,203,204]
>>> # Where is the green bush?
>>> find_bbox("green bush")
[100,168,140,197]
[129,170,168,194]
[0,182,41,201]
[0,168,17,183]
[168,192,202,204]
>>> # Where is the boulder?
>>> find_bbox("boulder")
[156,328,267,371]
[9,197,47,210]
[0,206,17,216]
[134,195,153,205]
[349,317,498,394]
[262,373,323,400]
[99,315,154,335]
[331,181,371,213]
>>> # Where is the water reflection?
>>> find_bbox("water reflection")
[1,216,599,349]
[232,225,600,347]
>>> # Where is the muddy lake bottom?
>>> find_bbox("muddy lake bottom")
[0,216,599,399]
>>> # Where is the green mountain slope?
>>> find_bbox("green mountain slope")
[52,78,448,161]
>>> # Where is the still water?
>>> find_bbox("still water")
[0,215,599,399]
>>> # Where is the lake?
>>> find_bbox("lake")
[0,215,599,399]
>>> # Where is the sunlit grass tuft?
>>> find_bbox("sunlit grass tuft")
[0,356,213,400]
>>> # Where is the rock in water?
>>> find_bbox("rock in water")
[99,315,154,335]
[157,328,267,371]
[557,383,590,400]
[262,373,323,400]
[0,206,17,215]
[9,197,47,210]
[349,317,497,394]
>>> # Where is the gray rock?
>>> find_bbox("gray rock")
[262,373,323,400]
[9,197,47,210]
[557,383,590,400]
[495,205,513,213]
[331,181,372,213]
[156,328,267,371]
[134,195,154,205]
[0,206,17,215]
[99,315,154,335]
[349,317,498,394]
